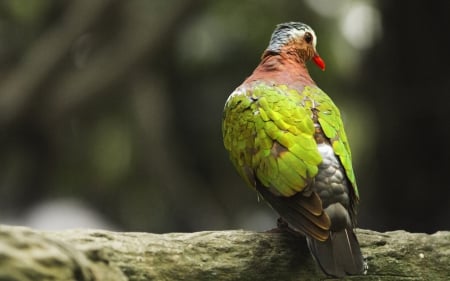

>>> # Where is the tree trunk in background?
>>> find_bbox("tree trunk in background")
[358,1,450,232]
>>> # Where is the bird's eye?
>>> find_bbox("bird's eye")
[304,32,313,44]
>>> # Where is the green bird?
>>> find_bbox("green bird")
[222,22,365,277]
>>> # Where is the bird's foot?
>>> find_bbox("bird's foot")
[276,217,289,229]
[265,217,289,233]
[265,218,302,238]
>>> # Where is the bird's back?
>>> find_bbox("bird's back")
[222,21,364,277]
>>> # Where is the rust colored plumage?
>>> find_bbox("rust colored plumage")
[244,52,316,93]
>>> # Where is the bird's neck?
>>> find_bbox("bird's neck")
[243,52,316,89]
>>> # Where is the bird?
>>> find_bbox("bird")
[222,22,365,277]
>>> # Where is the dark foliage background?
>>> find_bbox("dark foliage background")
[0,0,448,233]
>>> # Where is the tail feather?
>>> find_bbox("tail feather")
[307,228,364,277]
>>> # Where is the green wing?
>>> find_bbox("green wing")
[223,83,358,199]
[222,83,322,197]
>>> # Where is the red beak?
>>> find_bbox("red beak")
[313,53,326,71]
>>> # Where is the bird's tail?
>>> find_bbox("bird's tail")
[306,228,365,278]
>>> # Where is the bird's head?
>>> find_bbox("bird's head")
[264,22,325,71]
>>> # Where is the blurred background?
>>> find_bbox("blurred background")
[0,0,448,233]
